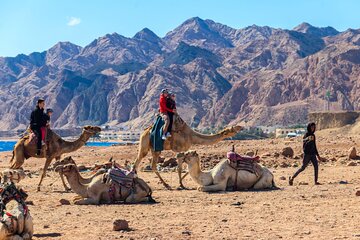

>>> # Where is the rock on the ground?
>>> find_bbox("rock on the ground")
[356,190,360,197]
[113,219,129,231]
[161,158,178,168]
[59,199,71,205]
[281,147,294,158]
[279,176,286,180]
[348,162,357,167]
[246,151,254,156]
[348,147,357,159]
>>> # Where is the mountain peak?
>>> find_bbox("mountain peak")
[293,22,339,37]
[133,28,160,41]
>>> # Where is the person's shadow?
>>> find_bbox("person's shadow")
[33,233,62,238]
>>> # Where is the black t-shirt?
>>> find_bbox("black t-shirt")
[303,132,319,155]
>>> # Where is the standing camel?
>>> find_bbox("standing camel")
[132,114,243,189]
[9,126,101,191]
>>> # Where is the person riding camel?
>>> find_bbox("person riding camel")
[30,98,47,156]
[289,122,322,186]
[45,108,53,128]
[166,92,177,136]
[159,89,174,140]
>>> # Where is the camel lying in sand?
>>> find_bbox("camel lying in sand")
[177,151,275,192]
[52,156,106,185]
[55,164,154,205]
[0,169,33,240]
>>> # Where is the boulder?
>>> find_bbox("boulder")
[348,147,357,159]
[281,147,294,158]
[161,158,178,168]
[356,190,360,197]
[59,199,71,205]
[113,219,129,231]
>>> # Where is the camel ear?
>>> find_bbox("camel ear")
[84,126,90,130]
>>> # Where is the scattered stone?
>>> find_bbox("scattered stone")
[142,165,152,172]
[221,219,228,222]
[161,158,178,168]
[347,162,357,167]
[281,147,294,158]
[43,225,49,229]
[293,155,300,160]
[231,201,244,206]
[348,147,357,159]
[262,152,271,157]
[59,199,71,205]
[280,162,290,168]
[279,176,286,180]
[356,190,360,197]
[182,230,191,235]
[113,219,129,231]
[246,151,254,157]
[25,201,34,205]
[274,152,280,158]
[339,180,348,184]
[158,157,165,164]
[299,182,308,185]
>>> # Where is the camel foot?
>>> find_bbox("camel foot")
[197,186,205,192]
[163,183,172,190]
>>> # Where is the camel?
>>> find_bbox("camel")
[9,126,101,192]
[177,151,275,192]
[52,156,107,185]
[132,114,243,189]
[0,171,33,240]
[55,164,154,205]
[0,201,33,240]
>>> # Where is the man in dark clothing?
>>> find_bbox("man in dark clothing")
[166,92,177,136]
[30,99,47,156]
[289,122,322,186]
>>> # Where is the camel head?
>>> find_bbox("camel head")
[82,126,102,136]
[52,156,76,169]
[0,168,26,183]
[54,163,77,176]
[219,125,243,138]
[177,150,199,167]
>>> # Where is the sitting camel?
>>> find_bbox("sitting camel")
[177,151,275,192]
[55,164,154,205]
[0,170,33,240]
[9,126,101,191]
[132,114,243,189]
[52,156,107,185]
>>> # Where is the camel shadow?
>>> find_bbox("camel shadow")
[34,233,62,238]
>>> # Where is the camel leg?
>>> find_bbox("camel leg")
[132,131,150,171]
[253,170,274,190]
[74,197,100,205]
[125,192,149,203]
[37,157,53,191]
[177,158,187,189]
[198,182,227,192]
[151,151,171,189]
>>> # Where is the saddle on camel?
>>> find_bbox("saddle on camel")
[226,145,263,190]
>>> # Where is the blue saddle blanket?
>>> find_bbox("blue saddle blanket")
[150,115,165,151]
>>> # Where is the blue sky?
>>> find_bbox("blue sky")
[0,0,359,57]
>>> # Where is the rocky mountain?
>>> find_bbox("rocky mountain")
[0,17,359,131]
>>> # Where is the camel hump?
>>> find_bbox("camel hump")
[105,167,137,189]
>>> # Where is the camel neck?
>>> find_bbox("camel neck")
[189,128,226,145]
[188,161,213,186]
[61,132,90,154]
[65,169,88,197]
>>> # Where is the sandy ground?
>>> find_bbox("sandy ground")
[0,135,359,240]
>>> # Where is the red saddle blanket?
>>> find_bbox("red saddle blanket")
[227,152,260,162]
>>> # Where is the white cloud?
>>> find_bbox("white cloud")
[67,17,81,26]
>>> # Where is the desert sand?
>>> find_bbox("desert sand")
[0,134,359,240]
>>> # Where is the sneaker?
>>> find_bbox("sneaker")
[161,135,167,140]
[315,182,322,185]
[166,132,172,137]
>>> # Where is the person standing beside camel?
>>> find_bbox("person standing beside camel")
[159,89,174,140]
[30,98,47,156]
[289,122,322,186]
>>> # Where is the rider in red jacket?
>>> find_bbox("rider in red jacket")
[159,89,173,140]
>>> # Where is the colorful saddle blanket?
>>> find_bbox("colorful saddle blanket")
[227,152,262,176]
[106,167,136,189]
